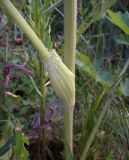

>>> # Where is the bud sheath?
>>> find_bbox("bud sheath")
[44,50,75,107]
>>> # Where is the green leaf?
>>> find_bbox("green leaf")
[115,34,129,45]
[90,0,116,21]
[76,52,129,96]
[121,12,129,27]
[0,135,15,157]
[91,0,96,6]
[96,71,112,83]
[76,52,111,88]
[76,52,97,78]
[29,75,43,97]
[0,120,13,160]
[93,59,101,72]
[14,132,29,160]
[120,78,129,96]
[78,0,116,39]
[107,10,129,35]
[91,90,106,113]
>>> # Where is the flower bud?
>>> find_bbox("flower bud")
[44,49,75,107]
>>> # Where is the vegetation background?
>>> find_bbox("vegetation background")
[1,0,129,160]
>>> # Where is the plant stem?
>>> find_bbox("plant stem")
[32,1,47,158]
[0,0,49,59]
[64,0,77,73]
[39,57,46,159]
[63,107,74,158]
[64,0,77,157]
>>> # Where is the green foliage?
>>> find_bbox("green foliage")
[0,135,15,158]
[120,78,129,96]
[23,0,55,48]
[107,10,129,35]
[90,0,116,21]
[115,34,129,45]
[0,121,13,160]
[78,0,116,39]
[14,131,29,160]
[76,51,96,78]
[96,71,112,82]
[76,51,112,88]
[80,55,129,159]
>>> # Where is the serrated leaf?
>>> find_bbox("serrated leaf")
[107,10,129,35]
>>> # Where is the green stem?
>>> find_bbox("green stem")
[0,0,49,58]
[64,0,77,73]
[63,107,74,159]
[39,58,46,159]
[64,0,77,157]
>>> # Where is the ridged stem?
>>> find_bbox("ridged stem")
[0,0,49,59]
[64,0,77,157]
[63,107,74,159]
[64,0,77,73]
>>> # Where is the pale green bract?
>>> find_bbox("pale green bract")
[44,49,75,107]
